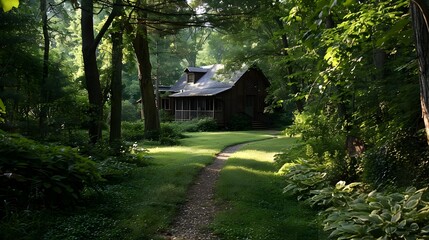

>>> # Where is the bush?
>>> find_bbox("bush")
[79,141,150,181]
[362,131,429,188]
[159,109,174,122]
[159,122,184,146]
[121,100,140,122]
[195,118,218,132]
[0,131,101,214]
[121,121,145,141]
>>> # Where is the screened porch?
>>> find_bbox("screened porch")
[174,97,223,121]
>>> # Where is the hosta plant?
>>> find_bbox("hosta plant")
[323,187,429,239]
[281,158,330,201]
[308,181,365,208]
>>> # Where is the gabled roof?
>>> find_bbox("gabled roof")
[185,67,209,73]
[169,64,250,97]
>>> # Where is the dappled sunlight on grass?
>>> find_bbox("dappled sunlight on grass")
[224,158,277,173]
[223,164,275,177]
[231,149,277,163]
[213,135,324,240]
[148,146,215,156]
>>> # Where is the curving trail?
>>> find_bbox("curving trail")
[164,143,247,240]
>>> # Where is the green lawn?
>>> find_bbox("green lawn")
[115,131,275,239]
[212,136,326,240]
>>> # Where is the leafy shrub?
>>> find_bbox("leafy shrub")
[281,157,330,201]
[159,109,174,122]
[79,141,150,180]
[159,122,184,145]
[308,181,365,209]
[195,117,218,132]
[121,121,145,141]
[121,100,140,121]
[285,110,346,157]
[0,131,101,213]
[362,131,429,188]
[323,187,429,239]
[227,113,251,130]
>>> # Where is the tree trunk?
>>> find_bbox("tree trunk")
[81,0,118,144]
[81,0,103,144]
[109,20,123,147]
[132,19,160,139]
[39,0,49,138]
[411,0,429,145]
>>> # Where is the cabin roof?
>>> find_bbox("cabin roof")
[169,64,249,98]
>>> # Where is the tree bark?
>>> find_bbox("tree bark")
[39,0,50,138]
[132,17,160,138]
[411,0,429,145]
[81,0,118,144]
[109,17,123,147]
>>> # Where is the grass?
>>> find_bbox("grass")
[24,131,274,240]
[212,136,327,240]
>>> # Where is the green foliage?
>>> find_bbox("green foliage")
[281,157,330,201]
[0,98,5,123]
[213,136,324,240]
[0,0,19,12]
[43,214,129,240]
[308,181,365,209]
[120,100,140,122]
[227,113,252,131]
[159,122,184,146]
[323,187,429,239]
[193,117,218,132]
[362,131,429,188]
[286,110,346,157]
[121,121,145,141]
[0,131,101,213]
[78,140,150,180]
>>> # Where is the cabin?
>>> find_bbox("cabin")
[162,64,270,128]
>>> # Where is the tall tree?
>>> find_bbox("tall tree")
[81,0,119,143]
[39,0,50,137]
[132,9,160,137]
[109,1,124,147]
[411,0,429,145]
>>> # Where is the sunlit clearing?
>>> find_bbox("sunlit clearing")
[231,149,278,163]
[148,146,214,155]
[223,165,274,176]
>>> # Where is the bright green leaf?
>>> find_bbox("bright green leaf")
[0,0,19,12]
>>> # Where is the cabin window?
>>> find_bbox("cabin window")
[161,98,170,110]
[187,73,195,83]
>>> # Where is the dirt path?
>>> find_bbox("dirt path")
[164,143,247,240]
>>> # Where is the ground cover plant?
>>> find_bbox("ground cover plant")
[278,135,429,239]
[0,131,274,239]
[0,130,101,215]
[213,136,326,240]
